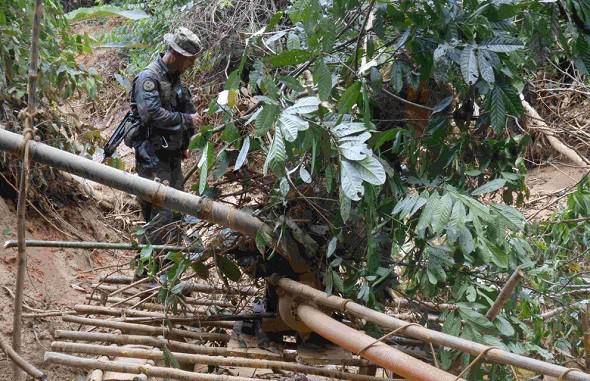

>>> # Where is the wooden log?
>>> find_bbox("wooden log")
[51,342,384,381]
[62,316,230,342]
[486,266,525,321]
[54,330,286,361]
[44,352,258,381]
[100,276,136,285]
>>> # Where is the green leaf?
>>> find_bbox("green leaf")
[314,59,332,101]
[338,82,361,115]
[162,345,180,368]
[299,165,312,183]
[263,127,286,174]
[471,179,507,196]
[354,155,386,185]
[326,237,337,258]
[416,193,440,236]
[431,193,454,234]
[491,203,525,231]
[266,49,312,67]
[477,49,495,84]
[459,306,493,328]
[220,122,240,144]
[191,262,209,280]
[340,160,364,201]
[390,61,405,92]
[339,189,351,222]
[256,105,280,136]
[331,122,367,138]
[339,142,369,161]
[285,96,321,115]
[279,75,304,92]
[460,45,479,85]
[432,96,453,113]
[481,37,524,53]
[234,137,250,171]
[215,256,241,282]
[495,316,515,337]
[278,112,308,141]
[65,5,149,21]
[489,85,506,133]
[287,33,301,50]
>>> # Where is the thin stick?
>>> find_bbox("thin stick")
[486,266,525,321]
[582,305,590,371]
[12,1,43,380]
[44,352,258,381]
[51,342,382,381]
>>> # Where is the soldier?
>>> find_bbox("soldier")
[129,27,202,246]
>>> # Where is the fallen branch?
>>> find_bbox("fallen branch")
[62,315,230,342]
[486,266,525,321]
[0,336,46,380]
[44,352,258,381]
[51,341,382,381]
[539,300,589,320]
[521,96,590,167]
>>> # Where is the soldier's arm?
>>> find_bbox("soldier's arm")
[135,72,193,130]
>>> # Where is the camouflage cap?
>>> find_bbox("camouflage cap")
[163,27,201,57]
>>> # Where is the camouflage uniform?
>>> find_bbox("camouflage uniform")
[130,28,201,245]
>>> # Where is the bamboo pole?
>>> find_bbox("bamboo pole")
[3,239,187,252]
[54,330,370,366]
[539,300,590,320]
[51,341,383,381]
[293,303,463,381]
[88,289,233,308]
[62,315,229,342]
[99,275,137,284]
[0,336,46,380]
[44,352,259,381]
[12,1,43,380]
[272,276,590,381]
[486,266,525,321]
[0,129,310,273]
[54,330,287,361]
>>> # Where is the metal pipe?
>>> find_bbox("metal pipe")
[0,129,262,237]
[272,276,590,381]
[3,239,186,252]
[294,303,462,381]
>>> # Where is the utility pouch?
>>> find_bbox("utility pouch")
[135,140,160,169]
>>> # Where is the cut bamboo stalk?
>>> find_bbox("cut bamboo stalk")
[74,304,163,318]
[55,330,286,361]
[90,287,234,307]
[486,266,525,321]
[12,1,43,380]
[539,300,590,320]
[62,315,229,342]
[85,295,166,312]
[386,288,458,311]
[272,276,590,381]
[3,239,187,252]
[51,341,383,381]
[100,276,138,285]
[87,356,108,381]
[44,352,258,381]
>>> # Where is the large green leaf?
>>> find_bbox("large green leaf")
[471,178,507,196]
[338,82,361,115]
[255,105,280,136]
[477,49,495,83]
[266,49,312,67]
[263,127,286,174]
[215,255,241,282]
[234,136,250,171]
[339,142,369,161]
[331,122,367,138]
[354,155,386,185]
[491,203,525,231]
[314,59,332,101]
[278,112,308,141]
[489,85,506,133]
[460,45,479,85]
[66,5,149,21]
[285,96,320,115]
[431,193,454,234]
[340,160,364,201]
[481,36,525,53]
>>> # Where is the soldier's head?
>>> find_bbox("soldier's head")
[162,27,202,74]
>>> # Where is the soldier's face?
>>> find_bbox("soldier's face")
[178,55,197,74]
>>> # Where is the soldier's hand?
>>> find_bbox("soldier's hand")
[190,113,202,126]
